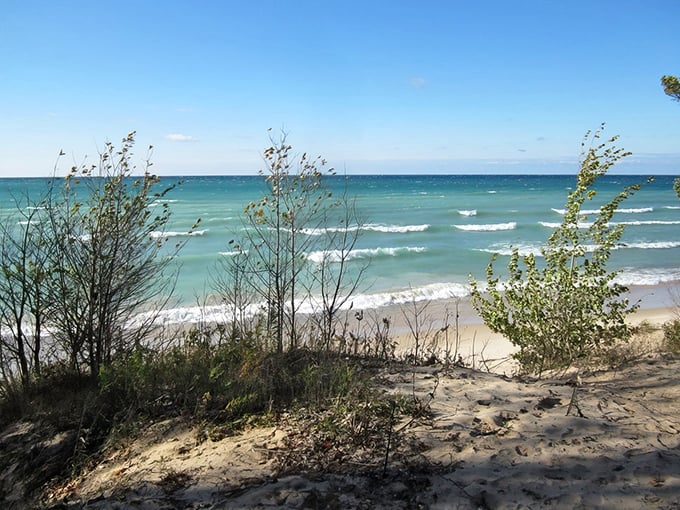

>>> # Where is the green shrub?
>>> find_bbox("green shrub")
[94,331,374,435]
[470,125,645,376]
[0,374,26,426]
[663,319,680,352]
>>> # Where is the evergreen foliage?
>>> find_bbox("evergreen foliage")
[660,75,680,198]
[661,74,680,102]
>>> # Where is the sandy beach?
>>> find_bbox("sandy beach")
[354,282,679,374]
[1,285,672,509]
[3,1,679,507]
[29,323,680,509]
[0,278,677,509]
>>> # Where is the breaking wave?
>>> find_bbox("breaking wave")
[150,229,208,239]
[305,246,427,263]
[539,220,680,229]
[127,282,473,327]
[301,223,429,235]
[551,207,654,215]
[454,222,516,232]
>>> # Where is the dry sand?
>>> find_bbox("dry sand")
[39,346,680,509]
[4,295,680,509]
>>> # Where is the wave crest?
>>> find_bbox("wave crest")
[301,223,429,235]
[552,207,654,215]
[454,222,516,232]
[128,282,473,327]
[305,246,426,263]
[150,229,207,239]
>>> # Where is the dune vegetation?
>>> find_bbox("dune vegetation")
[1,127,679,508]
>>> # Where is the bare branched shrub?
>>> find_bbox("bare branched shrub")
[43,133,197,377]
[219,133,365,352]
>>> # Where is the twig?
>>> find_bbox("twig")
[382,400,396,477]
[565,374,584,417]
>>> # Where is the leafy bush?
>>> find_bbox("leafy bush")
[470,125,645,376]
[663,319,680,352]
[0,374,27,426]
[94,328,374,436]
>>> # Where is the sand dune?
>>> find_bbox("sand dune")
[30,315,680,509]
[3,303,679,509]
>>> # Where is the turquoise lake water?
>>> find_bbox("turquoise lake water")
[1,174,678,322]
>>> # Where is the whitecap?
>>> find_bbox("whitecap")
[617,220,680,226]
[475,245,543,257]
[617,207,654,214]
[301,224,429,235]
[150,229,208,239]
[364,223,429,233]
[454,222,516,232]
[477,240,680,259]
[127,303,250,328]
[205,216,234,223]
[613,268,680,286]
[551,208,601,215]
[541,219,680,229]
[305,246,426,264]
[127,282,474,328]
[551,207,653,215]
[457,210,477,217]
[539,221,592,229]
[616,241,680,250]
[346,282,472,309]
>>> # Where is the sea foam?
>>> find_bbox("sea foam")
[363,223,429,233]
[128,282,473,327]
[616,241,680,250]
[539,219,680,229]
[305,246,427,264]
[475,245,543,257]
[454,222,516,231]
[301,224,429,235]
[150,229,208,239]
[551,207,654,215]
[614,268,680,286]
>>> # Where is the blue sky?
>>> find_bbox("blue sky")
[1,0,679,176]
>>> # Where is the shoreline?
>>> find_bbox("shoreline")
[355,282,679,332]
[167,282,680,327]
[146,281,679,374]
[370,283,678,374]
[380,305,676,376]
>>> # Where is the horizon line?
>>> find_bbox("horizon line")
[1,171,677,179]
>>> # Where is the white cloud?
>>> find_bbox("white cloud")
[409,77,428,89]
[165,133,197,142]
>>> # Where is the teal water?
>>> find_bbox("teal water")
[1,174,679,322]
